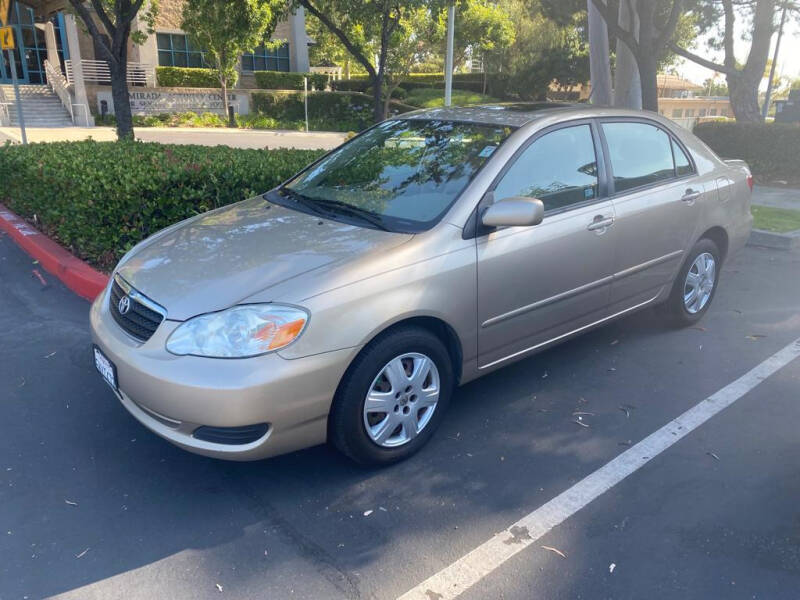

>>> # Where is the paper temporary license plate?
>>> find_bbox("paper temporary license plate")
[93,345,117,390]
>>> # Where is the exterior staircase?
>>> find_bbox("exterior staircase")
[0,84,74,127]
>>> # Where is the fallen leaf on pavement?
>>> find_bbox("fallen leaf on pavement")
[610,339,619,346]
[609,563,616,573]
[541,545,567,559]
[363,510,373,517]
[707,452,720,461]
[76,548,89,559]
[64,499,78,507]
[215,583,223,592]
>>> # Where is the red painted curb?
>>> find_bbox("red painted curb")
[0,204,109,301]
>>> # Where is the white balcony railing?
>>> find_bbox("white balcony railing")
[65,59,155,86]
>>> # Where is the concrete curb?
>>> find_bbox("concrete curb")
[0,204,109,301]
[747,228,800,251]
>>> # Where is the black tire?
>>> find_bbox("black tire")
[664,238,721,327]
[329,326,454,465]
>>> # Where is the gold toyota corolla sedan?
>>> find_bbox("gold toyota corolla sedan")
[90,104,753,465]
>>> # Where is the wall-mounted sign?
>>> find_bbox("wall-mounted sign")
[127,90,243,114]
[0,26,14,50]
[0,0,11,27]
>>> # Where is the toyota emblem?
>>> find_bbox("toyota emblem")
[118,295,131,315]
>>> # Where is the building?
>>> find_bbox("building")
[0,0,311,126]
[654,74,733,128]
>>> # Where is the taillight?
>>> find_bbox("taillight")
[746,175,754,191]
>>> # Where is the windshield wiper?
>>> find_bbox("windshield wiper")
[279,189,392,232]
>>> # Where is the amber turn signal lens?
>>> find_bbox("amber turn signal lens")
[268,318,307,350]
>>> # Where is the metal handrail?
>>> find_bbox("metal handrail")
[44,59,80,125]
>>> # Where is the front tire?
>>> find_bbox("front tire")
[329,326,453,465]
[664,238,721,327]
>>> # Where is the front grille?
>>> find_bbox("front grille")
[109,278,164,342]
[193,424,270,445]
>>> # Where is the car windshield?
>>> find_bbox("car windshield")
[282,119,515,232]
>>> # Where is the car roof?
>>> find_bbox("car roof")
[400,103,663,128]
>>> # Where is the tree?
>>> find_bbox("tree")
[294,0,440,122]
[182,0,285,118]
[433,0,515,72]
[487,0,588,101]
[669,0,779,122]
[68,0,158,140]
[589,0,685,111]
[702,76,728,96]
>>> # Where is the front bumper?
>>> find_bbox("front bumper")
[90,288,356,460]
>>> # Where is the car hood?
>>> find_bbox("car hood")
[116,196,413,320]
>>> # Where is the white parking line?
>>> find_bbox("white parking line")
[398,337,800,600]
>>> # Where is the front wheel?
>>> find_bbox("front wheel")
[664,238,721,327]
[329,326,453,465]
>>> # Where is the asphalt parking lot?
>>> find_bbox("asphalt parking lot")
[2,232,800,600]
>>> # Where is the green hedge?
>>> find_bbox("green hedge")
[0,141,323,271]
[693,122,800,183]
[251,91,414,132]
[331,77,370,93]
[156,66,220,88]
[254,70,328,90]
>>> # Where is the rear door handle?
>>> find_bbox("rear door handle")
[681,189,702,204]
[587,216,614,232]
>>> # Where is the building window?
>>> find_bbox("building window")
[672,108,683,118]
[685,109,695,117]
[710,108,717,116]
[157,33,207,68]
[699,108,707,117]
[720,109,728,116]
[241,42,290,72]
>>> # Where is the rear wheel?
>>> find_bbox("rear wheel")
[664,238,721,327]
[329,326,453,465]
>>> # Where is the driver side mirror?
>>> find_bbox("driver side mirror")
[481,196,545,228]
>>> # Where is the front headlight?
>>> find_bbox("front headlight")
[166,304,309,358]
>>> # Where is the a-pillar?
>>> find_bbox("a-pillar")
[63,14,94,126]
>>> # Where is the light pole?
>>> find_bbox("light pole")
[761,3,788,120]
[444,2,455,107]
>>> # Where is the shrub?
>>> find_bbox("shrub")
[250,91,414,131]
[254,70,327,90]
[331,77,370,93]
[156,66,220,88]
[693,121,800,183]
[0,141,323,271]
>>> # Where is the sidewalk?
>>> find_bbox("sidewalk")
[0,126,346,150]
[751,185,800,210]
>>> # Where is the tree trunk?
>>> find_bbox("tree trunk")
[372,72,386,122]
[221,78,229,120]
[613,0,641,109]
[110,58,133,140]
[727,72,762,122]
[637,55,659,112]
[587,0,612,105]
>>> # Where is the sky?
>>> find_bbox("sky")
[673,11,800,88]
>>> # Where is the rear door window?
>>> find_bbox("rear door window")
[672,139,694,177]
[602,122,676,193]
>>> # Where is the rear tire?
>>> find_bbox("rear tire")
[664,238,721,327]
[329,326,453,465]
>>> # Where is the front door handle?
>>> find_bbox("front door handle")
[587,215,614,233]
[681,189,702,204]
